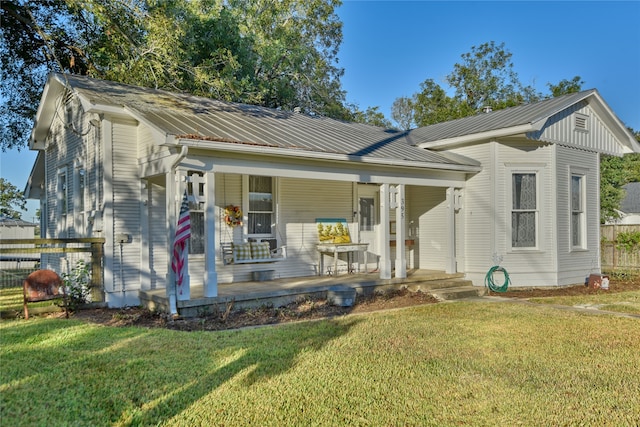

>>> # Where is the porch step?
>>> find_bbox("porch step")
[429,285,485,301]
[403,277,473,292]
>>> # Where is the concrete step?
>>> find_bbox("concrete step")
[429,286,485,301]
[404,278,474,292]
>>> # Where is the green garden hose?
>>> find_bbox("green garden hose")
[485,265,510,292]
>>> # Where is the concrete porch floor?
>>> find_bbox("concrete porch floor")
[139,269,482,317]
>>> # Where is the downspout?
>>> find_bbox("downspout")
[168,145,188,315]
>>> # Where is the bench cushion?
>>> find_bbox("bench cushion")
[232,242,252,261]
[250,241,271,259]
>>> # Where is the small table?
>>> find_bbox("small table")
[317,243,368,276]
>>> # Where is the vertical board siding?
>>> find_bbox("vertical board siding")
[536,103,625,156]
[110,119,142,292]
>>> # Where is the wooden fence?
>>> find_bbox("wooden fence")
[0,238,105,302]
[601,225,640,273]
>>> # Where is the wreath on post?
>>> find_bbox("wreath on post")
[224,205,243,227]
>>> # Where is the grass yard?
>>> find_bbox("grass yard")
[1,301,639,426]
[529,290,640,315]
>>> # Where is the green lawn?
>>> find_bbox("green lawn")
[2,301,639,426]
[529,290,640,315]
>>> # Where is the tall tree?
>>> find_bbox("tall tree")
[1,0,349,151]
[390,97,414,131]
[398,41,549,128]
[350,105,392,128]
[0,178,27,219]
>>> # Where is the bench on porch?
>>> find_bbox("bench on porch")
[221,240,286,265]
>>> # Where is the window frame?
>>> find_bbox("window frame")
[243,175,275,239]
[508,167,541,251]
[186,171,205,256]
[56,167,68,237]
[570,169,587,250]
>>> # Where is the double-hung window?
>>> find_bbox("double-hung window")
[511,172,538,248]
[57,167,68,236]
[247,175,274,238]
[187,171,205,255]
[571,173,585,249]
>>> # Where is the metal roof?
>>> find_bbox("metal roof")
[621,182,640,214]
[407,90,598,145]
[57,74,480,170]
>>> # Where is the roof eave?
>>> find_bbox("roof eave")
[178,138,482,173]
[417,123,538,150]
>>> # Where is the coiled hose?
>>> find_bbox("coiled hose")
[485,265,510,292]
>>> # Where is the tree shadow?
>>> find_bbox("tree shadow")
[120,318,360,426]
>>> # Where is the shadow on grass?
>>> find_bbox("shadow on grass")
[0,316,361,426]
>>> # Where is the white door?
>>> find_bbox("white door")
[358,184,379,271]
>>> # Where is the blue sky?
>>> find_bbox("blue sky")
[337,0,640,129]
[2,0,639,221]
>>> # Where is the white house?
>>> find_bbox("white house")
[25,74,639,309]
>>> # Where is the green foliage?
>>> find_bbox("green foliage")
[393,41,588,129]
[61,259,91,309]
[0,178,26,219]
[349,105,392,128]
[547,76,584,97]
[600,153,640,223]
[1,0,349,151]
[616,231,640,254]
[390,96,414,130]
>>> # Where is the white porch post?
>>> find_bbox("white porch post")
[204,171,218,297]
[395,184,407,279]
[379,184,392,279]
[165,171,178,314]
[176,172,190,301]
[446,187,456,274]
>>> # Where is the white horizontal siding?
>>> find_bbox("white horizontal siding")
[149,181,167,289]
[494,141,557,286]
[408,186,448,270]
[555,145,600,285]
[450,144,494,278]
[110,119,142,293]
[212,176,354,283]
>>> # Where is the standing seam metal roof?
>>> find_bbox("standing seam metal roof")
[407,91,596,144]
[58,74,477,168]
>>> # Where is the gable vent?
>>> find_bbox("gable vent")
[574,113,589,131]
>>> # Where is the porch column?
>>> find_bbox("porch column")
[379,184,392,279]
[203,171,218,297]
[165,171,178,314]
[446,187,456,274]
[176,171,190,301]
[395,184,407,279]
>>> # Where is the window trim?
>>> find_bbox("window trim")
[56,167,68,237]
[570,168,587,251]
[508,167,541,251]
[243,175,276,239]
[187,171,205,256]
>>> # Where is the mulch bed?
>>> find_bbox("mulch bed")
[47,275,639,331]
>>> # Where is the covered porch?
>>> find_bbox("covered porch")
[139,269,481,317]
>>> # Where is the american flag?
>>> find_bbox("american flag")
[171,191,191,292]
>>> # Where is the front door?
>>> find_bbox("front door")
[358,184,379,271]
